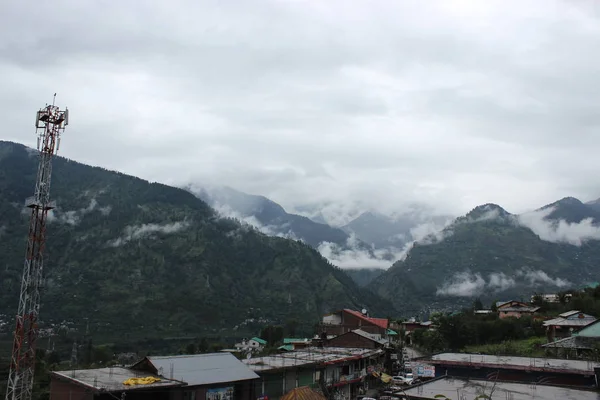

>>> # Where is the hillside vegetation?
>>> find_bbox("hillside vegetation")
[0,141,393,342]
[370,203,600,315]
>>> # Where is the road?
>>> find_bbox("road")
[404,346,424,360]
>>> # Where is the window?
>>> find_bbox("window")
[183,391,196,400]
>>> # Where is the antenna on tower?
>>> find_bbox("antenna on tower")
[5,97,69,400]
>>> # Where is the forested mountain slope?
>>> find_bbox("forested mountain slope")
[0,141,393,340]
[369,203,600,316]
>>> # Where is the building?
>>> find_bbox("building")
[400,376,600,400]
[50,353,260,400]
[319,309,388,336]
[530,293,573,303]
[542,318,600,357]
[496,301,540,319]
[421,352,600,388]
[235,337,268,353]
[324,329,387,349]
[244,346,385,400]
[278,338,312,352]
[543,310,597,341]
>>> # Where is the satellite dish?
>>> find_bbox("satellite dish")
[362,308,368,315]
[246,353,252,359]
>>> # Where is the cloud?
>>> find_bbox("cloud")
[317,233,400,270]
[516,269,569,288]
[518,207,600,246]
[54,198,111,225]
[396,219,455,263]
[212,203,300,240]
[487,272,516,291]
[3,1,600,217]
[436,269,567,297]
[107,220,190,247]
[436,272,486,297]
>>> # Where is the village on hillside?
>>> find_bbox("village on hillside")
[48,298,600,400]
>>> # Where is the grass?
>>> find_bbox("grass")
[463,336,547,357]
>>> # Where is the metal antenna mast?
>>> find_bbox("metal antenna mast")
[5,98,69,400]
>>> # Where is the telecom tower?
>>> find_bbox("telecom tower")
[5,96,69,400]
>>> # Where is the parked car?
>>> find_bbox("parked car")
[392,373,414,385]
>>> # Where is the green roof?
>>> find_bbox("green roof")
[251,337,267,345]
[577,320,600,338]
[278,344,294,351]
[387,329,398,335]
[283,338,309,344]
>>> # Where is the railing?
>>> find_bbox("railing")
[326,371,365,386]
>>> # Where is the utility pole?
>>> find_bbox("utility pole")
[5,96,69,400]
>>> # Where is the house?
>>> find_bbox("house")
[530,293,573,303]
[496,301,540,319]
[50,353,259,400]
[244,346,385,400]
[324,329,387,349]
[543,310,597,341]
[318,309,388,337]
[543,318,600,357]
[401,319,434,333]
[235,337,267,353]
[278,338,312,352]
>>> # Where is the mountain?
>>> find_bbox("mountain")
[345,268,386,287]
[340,210,452,249]
[186,185,355,249]
[543,197,600,223]
[341,211,414,248]
[368,199,600,316]
[0,141,394,341]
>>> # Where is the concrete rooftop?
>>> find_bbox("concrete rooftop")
[426,353,600,374]
[244,347,383,372]
[52,367,183,392]
[402,377,600,400]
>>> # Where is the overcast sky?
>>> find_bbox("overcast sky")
[2,0,600,217]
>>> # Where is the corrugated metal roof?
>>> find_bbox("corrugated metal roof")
[146,353,259,386]
[252,337,267,345]
[559,310,581,318]
[543,315,596,327]
[578,319,600,337]
[352,329,387,345]
[280,386,326,400]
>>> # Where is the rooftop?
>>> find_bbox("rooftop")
[542,335,600,350]
[283,338,311,344]
[401,377,600,400]
[51,367,183,393]
[251,337,267,345]
[140,353,259,386]
[543,313,596,327]
[351,329,387,345]
[243,347,383,372]
[343,309,388,329]
[425,353,600,374]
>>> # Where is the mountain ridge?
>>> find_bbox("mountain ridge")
[368,196,600,316]
[0,140,394,340]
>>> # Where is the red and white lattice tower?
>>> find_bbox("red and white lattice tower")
[5,96,69,400]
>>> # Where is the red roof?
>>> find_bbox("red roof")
[343,309,388,329]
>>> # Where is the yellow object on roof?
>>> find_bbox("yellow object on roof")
[123,377,161,386]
